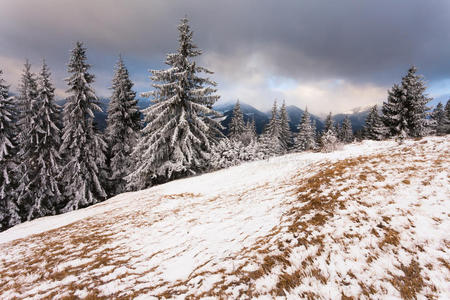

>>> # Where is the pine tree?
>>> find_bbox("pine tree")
[228,100,245,141]
[295,108,316,151]
[382,83,407,137]
[320,129,338,152]
[105,56,140,196]
[16,61,62,221]
[241,118,257,146]
[127,17,221,190]
[261,100,283,156]
[320,112,338,149]
[14,61,41,222]
[311,119,318,144]
[430,103,446,135]
[16,61,38,145]
[446,100,450,134]
[324,112,335,134]
[265,101,280,138]
[60,42,107,212]
[0,70,20,230]
[364,105,387,141]
[258,133,282,158]
[209,138,259,170]
[336,122,343,142]
[341,116,354,143]
[402,66,431,137]
[279,101,292,151]
[382,67,431,138]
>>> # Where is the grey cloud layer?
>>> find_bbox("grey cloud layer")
[1,0,449,112]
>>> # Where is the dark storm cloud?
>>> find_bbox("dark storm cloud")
[1,0,449,113]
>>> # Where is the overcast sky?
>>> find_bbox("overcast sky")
[1,0,449,115]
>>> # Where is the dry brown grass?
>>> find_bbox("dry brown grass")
[2,138,448,299]
[390,260,424,300]
[379,227,400,248]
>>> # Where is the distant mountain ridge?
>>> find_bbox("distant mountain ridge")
[57,98,369,134]
[333,108,370,132]
[213,102,270,134]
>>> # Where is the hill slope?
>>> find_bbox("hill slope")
[0,136,449,299]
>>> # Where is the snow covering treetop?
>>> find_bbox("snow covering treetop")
[105,55,140,195]
[0,70,15,162]
[228,100,245,140]
[128,17,221,189]
[60,41,107,212]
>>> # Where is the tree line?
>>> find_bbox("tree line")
[1,17,449,231]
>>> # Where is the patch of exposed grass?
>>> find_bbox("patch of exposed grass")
[390,260,424,300]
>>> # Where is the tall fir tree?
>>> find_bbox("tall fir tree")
[15,61,40,222]
[401,66,431,137]
[127,17,221,190]
[320,129,338,152]
[60,42,107,212]
[430,103,446,135]
[16,61,62,221]
[0,70,20,230]
[295,108,316,151]
[265,101,280,138]
[382,83,407,138]
[382,67,431,138]
[241,118,257,146]
[105,56,140,196]
[16,61,38,145]
[279,101,292,151]
[336,122,343,142]
[364,105,387,140]
[228,100,245,141]
[341,116,354,143]
[324,112,335,133]
[311,119,319,144]
[260,100,283,156]
[446,100,450,134]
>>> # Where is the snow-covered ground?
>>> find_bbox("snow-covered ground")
[0,136,449,299]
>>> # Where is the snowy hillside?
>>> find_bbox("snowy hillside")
[0,136,449,299]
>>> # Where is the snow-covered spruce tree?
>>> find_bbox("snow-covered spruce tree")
[279,101,292,151]
[257,134,279,158]
[341,116,354,143]
[16,61,38,146]
[0,70,20,230]
[16,61,62,221]
[241,118,257,146]
[311,119,319,144]
[127,17,221,190]
[446,100,450,134]
[324,112,335,134]
[364,105,387,141]
[60,42,107,212]
[382,83,408,138]
[336,122,343,142]
[14,61,40,222]
[209,138,259,171]
[382,67,431,138]
[105,56,140,196]
[295,108,316,151]
[228,100,245,141]
[320,129,338,152]
[265,101,280,138]
[430,102,448,136]
[259,101,283,157]
[401,66,432,137]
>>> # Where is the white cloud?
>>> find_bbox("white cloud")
[282,80,387,116]
[205,52,387,114]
